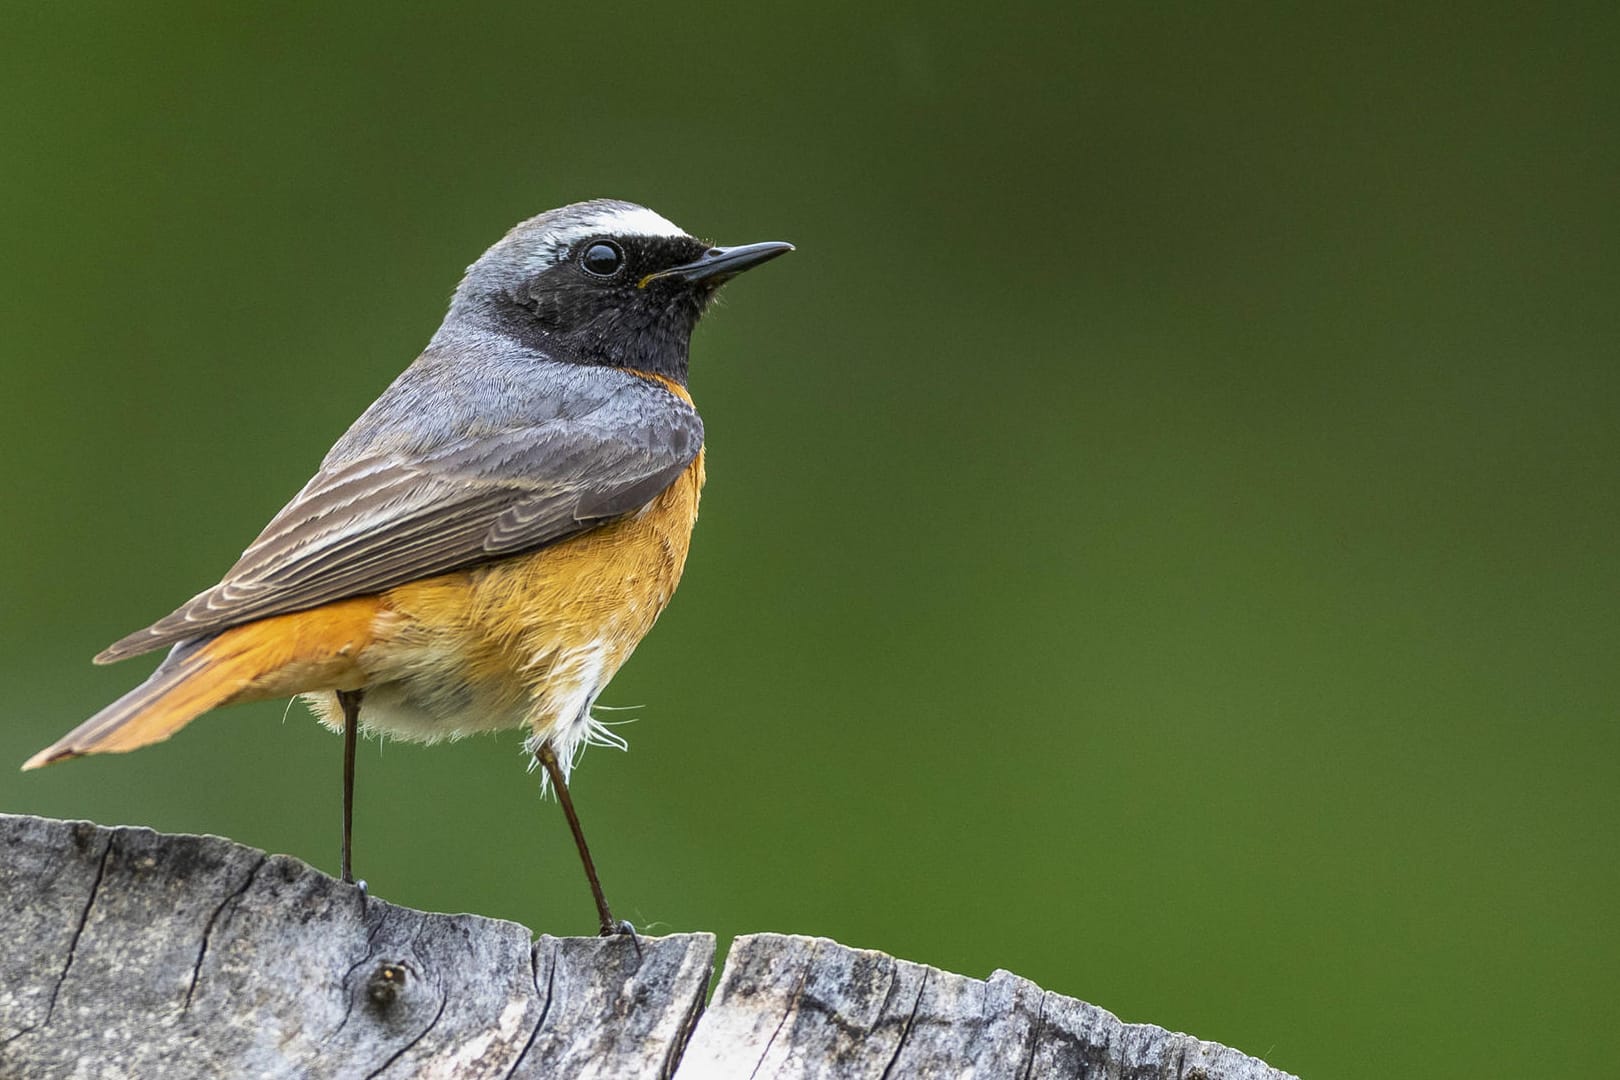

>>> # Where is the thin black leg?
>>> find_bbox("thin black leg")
[337,689,364,886]
[534,741,624,937]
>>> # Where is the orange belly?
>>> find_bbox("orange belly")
[301,449,705,760]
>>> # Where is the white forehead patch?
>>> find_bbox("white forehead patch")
[538,202,689,264]
[475,201,696,282]
[569,203,685,242]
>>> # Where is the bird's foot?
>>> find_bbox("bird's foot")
[603,918,642,959]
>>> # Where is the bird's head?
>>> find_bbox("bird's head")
[443,199,792,385]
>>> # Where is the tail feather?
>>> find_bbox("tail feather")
[25,643,247,768]
[24,596,379,770]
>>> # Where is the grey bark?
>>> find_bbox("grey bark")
[0,815,1297,1079]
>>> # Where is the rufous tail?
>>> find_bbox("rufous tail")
[23,597,378,770]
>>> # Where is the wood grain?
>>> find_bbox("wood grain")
[0,815,1296,1079]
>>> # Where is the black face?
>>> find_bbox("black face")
[499,233,718,384]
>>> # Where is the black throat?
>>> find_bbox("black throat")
[488,290,705,384]
[469,235,715,386]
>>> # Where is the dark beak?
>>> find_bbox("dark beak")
[640,241,794,287]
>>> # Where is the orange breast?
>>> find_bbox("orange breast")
[344,448,707,743]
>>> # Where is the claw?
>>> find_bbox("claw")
[606,918,642,960]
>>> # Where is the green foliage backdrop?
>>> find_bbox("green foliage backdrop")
[3,5,1615,1077]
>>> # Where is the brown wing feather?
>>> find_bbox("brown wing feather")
[97,388,702,664]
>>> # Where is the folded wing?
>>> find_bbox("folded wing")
[97,375,702,663]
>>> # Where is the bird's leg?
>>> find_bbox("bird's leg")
[337,688,364,889]
[535,741,627,938]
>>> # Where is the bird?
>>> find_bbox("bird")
[23,199,792,934]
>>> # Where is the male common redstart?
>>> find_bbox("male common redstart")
[24,200,792,934]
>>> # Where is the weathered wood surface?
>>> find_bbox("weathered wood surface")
[0,815,709,1079]
[684,935,1295,1080]
[0,815,1298,1079]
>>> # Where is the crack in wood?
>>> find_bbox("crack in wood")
[183,853,267,1013]
[1017,989,1049,1080]
[746,938,818,1080]
[364,983,447,1079]
[328,906,396,1043]
[357,917,440,1076]
[660,954,710,1080]
[0,832,113,1051]
[39,836,112,1033]
[503,939,557,1079]
[877,966,927,1080]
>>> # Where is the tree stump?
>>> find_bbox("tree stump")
[0,815,1298,1078]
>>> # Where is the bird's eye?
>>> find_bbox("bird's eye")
[580,241,624,277]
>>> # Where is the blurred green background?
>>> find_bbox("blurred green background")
[3,4,1615,1077]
